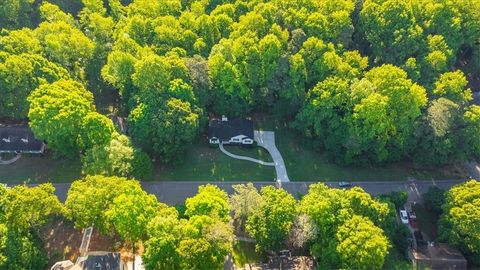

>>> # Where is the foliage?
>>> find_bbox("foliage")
[336,215,390,270]
[129,97,200,162]
[185,184,230,222]
[0,184,63,233]
[439,180,480,261]
[106,182,159,242]
[64,175,132,234]
[433,71,472,104]
[82,132,151,179]
[299,183,391,268]
[0,0,35,29]
[380,192,408,210]
[296,65,427,164]
[390,224,410,257]
[246,186,296,252]
[80,112,116,149]
[423,187,445,215]
[229,183,262,231]
[28,80,95,158]
[0,52,70,118]
[0,229,47,270]
[143,185,233,270]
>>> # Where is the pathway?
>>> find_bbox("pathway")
[219,143,275,166]
[254,131,290,182]
[0,153,21,165]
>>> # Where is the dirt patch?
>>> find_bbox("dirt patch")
[40,218,131,266]
[40,218,82,264]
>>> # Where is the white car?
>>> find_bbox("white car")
[399,209,409,224]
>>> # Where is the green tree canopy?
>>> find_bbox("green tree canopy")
[28,79,95,158]
[246,186,296,252]
[185,184,230,222]
[106,182,159,242]
[336,215,390,270]
[0,52,70,119]
[440,180,480,261]
[65,175,132,234]
[0,184,63,233]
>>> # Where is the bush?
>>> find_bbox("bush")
[390,224,411,257]
[423,187,445,215]
[132,150,152,180]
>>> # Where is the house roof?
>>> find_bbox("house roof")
[412,243,467,270]
[0,125,44,153]
[77,252,122,270]
[51,260,74,270]
[208,118,254,140]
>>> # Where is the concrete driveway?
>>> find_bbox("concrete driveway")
[254,131,290,182]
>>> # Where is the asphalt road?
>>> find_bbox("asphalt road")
[44,179,467,205]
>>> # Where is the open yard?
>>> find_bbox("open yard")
[253,114,467,181]
[0,114,466,184]
[0,154,82,184]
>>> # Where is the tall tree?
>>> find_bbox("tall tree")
[28,80,95,158]
[336,215,390,270]
[0,184,63,233]
[440,180,480,263]
[360,0,424,65]
[65,175,132,234]
[246,186,296,252]
[229,183,262,231]
[0,53,70,119]
[185,184,230,222]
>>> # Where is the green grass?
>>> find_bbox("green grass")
[0,154,82,184]
[151,140,275,181]
[412,204,439,240]
[0,113,466,184]
[232,242,262,267]
[254,114,466,181]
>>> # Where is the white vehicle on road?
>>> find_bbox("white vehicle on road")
[399,209,409,224]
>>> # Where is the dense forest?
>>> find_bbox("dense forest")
[1,0,479,172]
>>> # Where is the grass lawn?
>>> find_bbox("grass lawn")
[412,203,439,240]
[0,153,82,184]
[253,114,466,181]
[151,140,275,181]
[0,113,466,184]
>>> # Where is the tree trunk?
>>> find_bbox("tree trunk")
[132,243,135,270]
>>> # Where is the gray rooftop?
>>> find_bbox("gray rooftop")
[0,125,45,153]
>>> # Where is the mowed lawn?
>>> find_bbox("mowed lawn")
[254,114,467,182]
[151,140,275,181]
[0,154,82,184]
[0,114,466,184]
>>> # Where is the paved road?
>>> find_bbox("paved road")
[43,179,467,205]
[254,131,290,182]
[219,143,275,166]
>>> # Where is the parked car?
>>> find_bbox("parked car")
[409,211,417,228]
[338,181,352,188]
[399,209,409,224]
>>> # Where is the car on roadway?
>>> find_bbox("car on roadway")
[399,209,409,224]
[338,181,352,188]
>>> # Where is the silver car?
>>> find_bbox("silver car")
[399,209,409,224]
